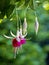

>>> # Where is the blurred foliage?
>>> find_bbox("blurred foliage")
[0,41,47,65]
[0,0,49,65]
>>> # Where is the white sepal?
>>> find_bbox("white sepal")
[3,34,13,39]
[10,31,16,37]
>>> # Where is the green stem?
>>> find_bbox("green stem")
[33,0,37,16]
[19,17,22,28]
[16,8,19,30]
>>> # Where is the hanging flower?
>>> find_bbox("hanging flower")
[35,17,39,35]
[23,17,27,34]
[3,30,21,59]
[43,1,49,10]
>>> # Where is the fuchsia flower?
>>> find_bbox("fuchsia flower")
[3,28,27,47]
[3,29,27,59]
[3,30,21,47]
[3,17,28,58]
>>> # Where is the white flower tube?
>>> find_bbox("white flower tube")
[35,17,39,35]
[16,30,20,42]
[19,28,27,38]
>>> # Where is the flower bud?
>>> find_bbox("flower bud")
[23,17,27,34]
[23,17,27,29]
[35,17,39,35]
